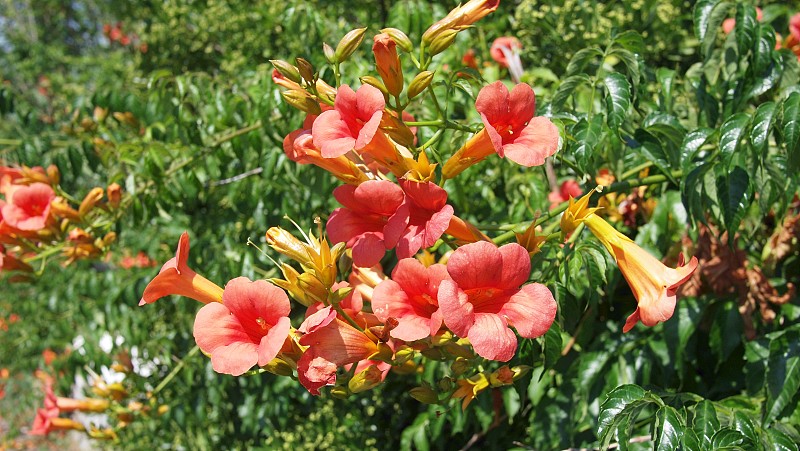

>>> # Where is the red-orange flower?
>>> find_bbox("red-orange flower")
[139,232,224,306]
[442,82,559,178]
[1,182,55,231]
[312,84,385,158]
[193,277,292,376]
[490,36,521,68]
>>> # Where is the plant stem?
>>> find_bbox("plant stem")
[152,345,201,396]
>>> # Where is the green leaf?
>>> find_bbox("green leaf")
[764,332,800,423]
[715,165,751,235]
[612,31,645,55]
[543,321,563,371]
[734,3,758,58]
[566,48,603,76]
[745,57,782,101]
[732,412,758,444]
[712,428,746,448]
[608,48,641,91]
[750,102,777,157]
[753,24,778,73]
[604,73,631,130]
[765,428,800,451]
[681,128,716,173]
[571,115,604,172]
[551,74,592,111]
[656,68,676,112]
[719,113,750,169]
[694,0,733,59]
[693,400,721,448]
[654,406,684,451]
[635,129,677,184]
[598,385,662,450]
[783,92,800,171]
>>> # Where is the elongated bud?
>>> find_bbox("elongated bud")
[79,187,104,216]
[407,71,434,99]
[295,58,316,84]
[360,76,388,96]
[372,33,403,97]
[270,59,301,84]
[450,357,471,376]
[107,183,122,208]
[46,165,60,185]
[428,28,459,56]
[348,365,384,393]
[488,365,515,387]
[334,27,367,63]
[330,386,350,399]
[261,357,295,377]
[103,231,117,247]
[93,106,108,122]
[410,385,439,404]
[323,42,335,63]
[381,28,413,53]
[281,90,322,115]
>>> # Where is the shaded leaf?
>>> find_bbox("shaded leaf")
[654,406,684,451]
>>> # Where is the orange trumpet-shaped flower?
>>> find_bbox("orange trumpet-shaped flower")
[561,192,698,332]
[139,232,224,306]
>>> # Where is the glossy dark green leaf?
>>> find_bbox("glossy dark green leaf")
[783,92,800,171]
[566,48,603,76]
[680,127,716,175]
[712,428,746,448]
[734,3,758,58]
[598,384,660,450]
[656,68,676,112]
[715,165,751,235]
[609,48,641,91]
[571,115,603,172]
[745,58,781,100]
[612,31,645,54]
[732,412,758,443]
[753,25,778,73]
[654,406,684,451]
[543,321,563,371]
[765,428,799,451]
[693,400,721,448]
[694,0,733,59]
[719,113,750,168]
[764,332,800,423]
[551,74,592,111]
[604,73,631,130]
[750,102,777,157]
[635,129,676,184]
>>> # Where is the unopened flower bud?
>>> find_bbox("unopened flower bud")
[428,28,459,56]
[372,33,403,97]
[103,232,117,247]
[107,183,122,208]
[79,187,104,216]
[334,27,367,63]
[437,376,454,392]
[46,165,60,185]
[270,59,302,84]
[410,385,438,404]
[381,28,413,53]
[360,76,388,96]
[407,71,435,99]
[450,357,471,376]
[281,90,322,115]
[323,42,336,63]
[488,365,515,387]
[295,58,316,84]
[348,365,384,393]
[330,386,350,399]
[93,106,108,122]
[261,357,295,377]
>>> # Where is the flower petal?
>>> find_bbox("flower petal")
[446,241,503,289]
[498,243,531,289]
[508,83,536,128]
[467,313,517,361]
[258,316,292,366]
[438,279,474,337]
[193,302,249,355]
[502,117,559,167]
[500,283,557,338]
[312,110,356,158]
[209,341,259,376]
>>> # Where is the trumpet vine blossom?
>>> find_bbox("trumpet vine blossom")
[193,277,292,376]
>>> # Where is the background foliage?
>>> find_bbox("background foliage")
[1,0,799,449]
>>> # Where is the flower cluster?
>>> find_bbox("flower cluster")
[0,164,122,279]
[138,0,698,407]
